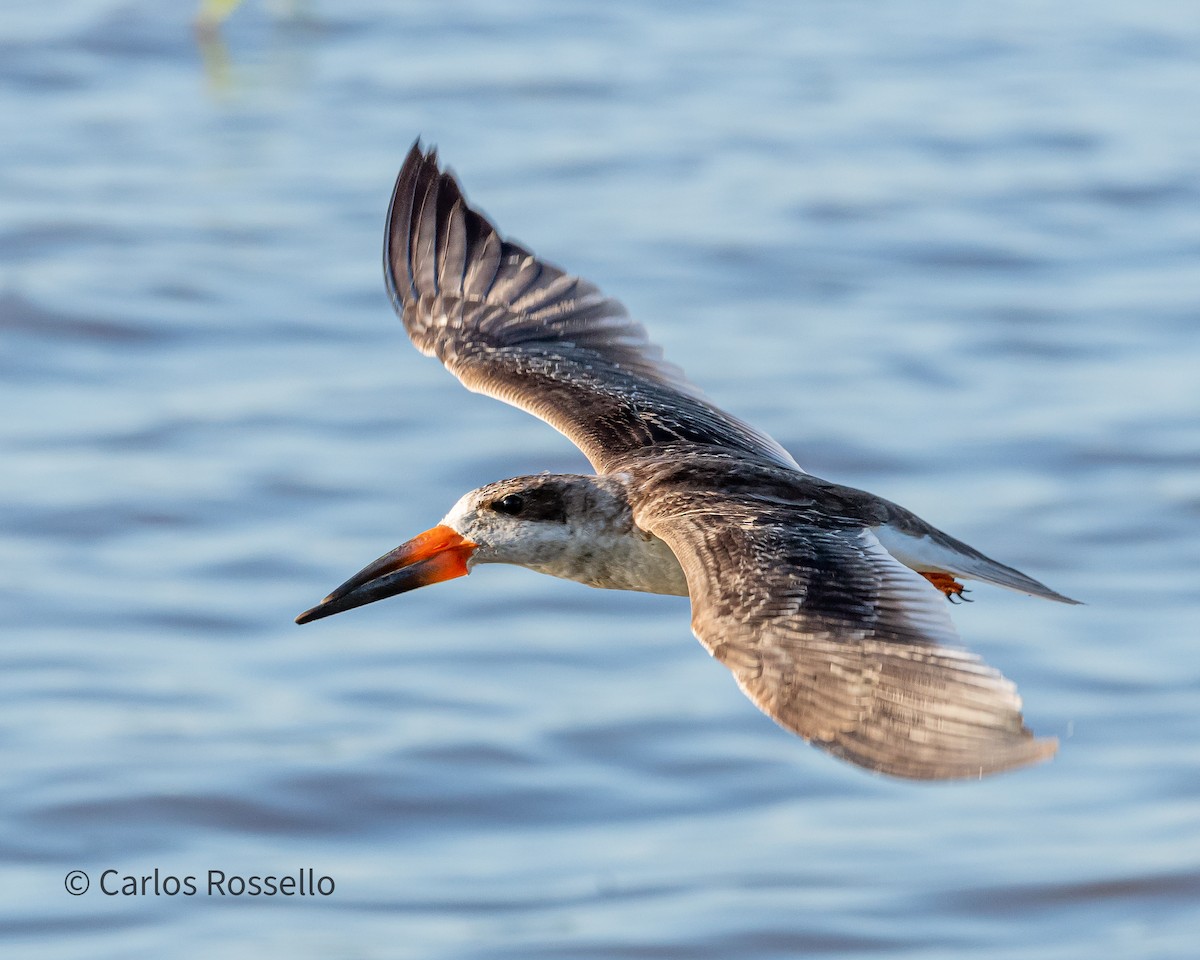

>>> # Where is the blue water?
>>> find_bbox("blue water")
[3,2,1198,957]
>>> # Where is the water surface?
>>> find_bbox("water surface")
[2,2,1198,957]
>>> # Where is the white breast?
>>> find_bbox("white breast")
[537,526,690,597]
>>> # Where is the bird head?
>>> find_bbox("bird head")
[295,474,634,624]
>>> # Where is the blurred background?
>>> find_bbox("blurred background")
[2,1,1198,957]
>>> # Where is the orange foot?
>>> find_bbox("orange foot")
[922,572,972,603]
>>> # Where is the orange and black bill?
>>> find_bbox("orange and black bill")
[295,525,476,624]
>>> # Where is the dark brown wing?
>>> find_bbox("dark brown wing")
[631,465,1057,780]
[383,142,799,474]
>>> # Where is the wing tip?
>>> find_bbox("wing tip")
[1031,733,1060,763]
[1044,589,1084,606]
[978,731,1060,780]
[1004,574,1081,606]
[385,137,452,309]
[816,731,1059,782]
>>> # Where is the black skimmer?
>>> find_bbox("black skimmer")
[297,143,1078,780]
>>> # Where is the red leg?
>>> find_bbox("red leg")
[922,572,971,603]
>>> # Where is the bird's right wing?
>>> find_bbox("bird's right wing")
[636,483,1057,780]
[383,143,799,475]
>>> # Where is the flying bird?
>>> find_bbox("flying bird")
[297,143,1078,780]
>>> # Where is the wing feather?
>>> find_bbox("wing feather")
[383,143,800,473]
[439,199,468,296]
[630,465,1057,780]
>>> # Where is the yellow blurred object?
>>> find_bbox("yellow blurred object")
[195,0,246,30]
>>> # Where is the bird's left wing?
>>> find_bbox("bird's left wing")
[632,473,1057,780]
[383,142,799,474]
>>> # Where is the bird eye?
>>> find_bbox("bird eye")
[492,494,525,516]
